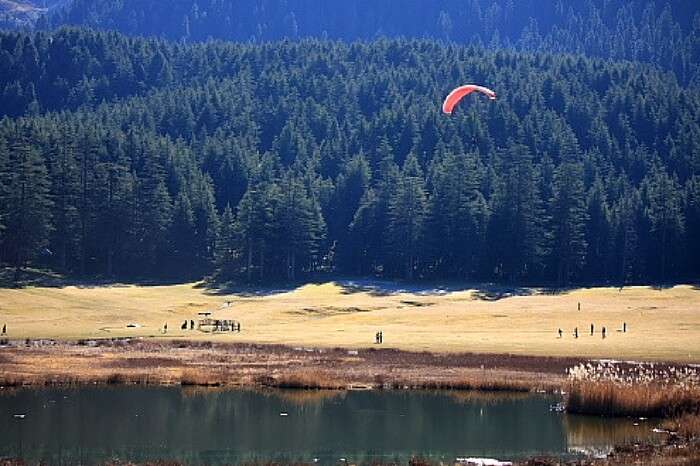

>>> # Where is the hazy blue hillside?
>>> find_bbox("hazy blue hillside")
[39,0,700,84]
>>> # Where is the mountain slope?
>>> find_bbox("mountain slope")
[0,29,698,282]
[40,0,700,85]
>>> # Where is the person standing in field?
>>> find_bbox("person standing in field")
[590,323,594,336]
[623,322,627,333]
[163,322,168,334]
[558,328,563,338]
[602,327,606,339]
[574,327,578,338]
[1,324,5,335]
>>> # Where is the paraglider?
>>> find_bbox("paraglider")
[442,84,496,114]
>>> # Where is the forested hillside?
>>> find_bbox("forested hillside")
[0,29,699,284]
[40,0,700,85]
[0,0,65,29]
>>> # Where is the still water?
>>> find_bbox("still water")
[0,387,656,464]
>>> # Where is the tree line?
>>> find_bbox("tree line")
[37,0,700,85]
[0,29,698,284]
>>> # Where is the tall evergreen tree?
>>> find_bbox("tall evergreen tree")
[387,154,427,280]
[642,168,685,283]
[0,138,53,281]
[548,162,588,285]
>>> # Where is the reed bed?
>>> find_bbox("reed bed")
[258,370,347,389]
[566,361,700,417]
[382,377,534,392]
[662,414,700,440]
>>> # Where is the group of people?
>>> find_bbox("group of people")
[375,331,383,344]
[163,320,241,333]
[180,320,196,330]
[558,322,627,339]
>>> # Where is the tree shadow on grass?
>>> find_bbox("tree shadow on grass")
[335,278,536,300]
[0,266,201,289]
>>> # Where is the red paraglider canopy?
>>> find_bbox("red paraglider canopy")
[442,84,496,114]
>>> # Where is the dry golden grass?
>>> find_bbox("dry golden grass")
[567,381,700,417]
[0,281,699,361]
[0,340,569,391]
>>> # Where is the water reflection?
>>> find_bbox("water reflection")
[0,387,657,465]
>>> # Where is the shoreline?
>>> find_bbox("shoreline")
[2,339,699,465]
[0,338,575,392]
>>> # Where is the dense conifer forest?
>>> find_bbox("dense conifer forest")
[0,2,698,285]
[40,0,700,85]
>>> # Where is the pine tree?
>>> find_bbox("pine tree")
[549,162,588,285]
[329,154,371,271]
[487,144,545,282]
[214,204,237,278]
[1,138,53,281]
[235,182,273,282]
[270,173,326,281]
[584,177,612,282]
[642,168,685,283]
[387,154,427,279]
[426,150,488,278]
[47,131,80,273]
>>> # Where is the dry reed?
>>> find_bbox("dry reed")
[259,370,347,389]
[567,381,700,417]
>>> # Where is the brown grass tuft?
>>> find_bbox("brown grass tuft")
[662,414,700,440]
[179,369,222,387]
[567,381,700,417]
[261,370,347,390]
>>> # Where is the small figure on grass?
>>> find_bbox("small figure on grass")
[557,328,563,338]
[1,324,5,335]
[181,321,187,330]
[602,327,606,339]
[190,320,195,330]
[574,327,578,339]
[163,322,168,334]
[590,323,594,336]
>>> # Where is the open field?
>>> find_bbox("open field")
[0,280,699,361]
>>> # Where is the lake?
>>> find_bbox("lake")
[0,387,657,464]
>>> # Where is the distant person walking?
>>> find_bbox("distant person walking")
[163,322,168,334]
[602,327,606,339]
[574,327,578,339]
[1,324,5,335]
[590,323,594,336]
[190,320,195,330]
[558,328,563,338]
[380,331,383,344]
[181,321,187,330]
[578,302,581,311]
[623,322,627,333]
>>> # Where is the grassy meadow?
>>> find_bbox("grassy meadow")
[0,280,699,362]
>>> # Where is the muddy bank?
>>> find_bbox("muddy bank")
[1,439,699,466]
[0,338,573,391]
